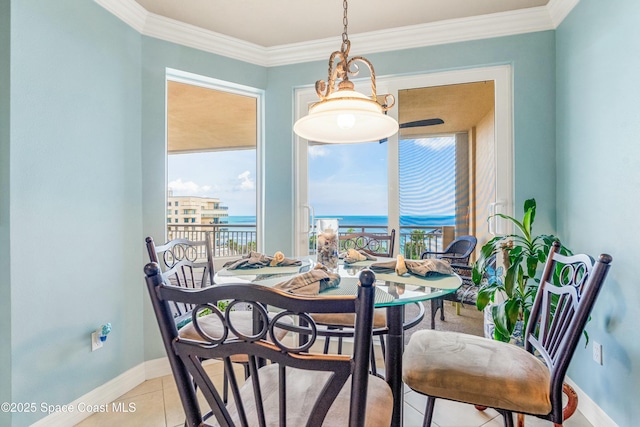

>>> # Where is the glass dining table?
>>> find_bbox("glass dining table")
[215,257,462,427]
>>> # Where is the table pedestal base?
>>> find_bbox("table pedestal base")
[385,305,404,427]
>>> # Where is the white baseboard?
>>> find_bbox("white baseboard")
[30,364,146,427]
[143,356,173,379]
[31,358,616,427]
[30,356,227,426]
[565,376,619,427]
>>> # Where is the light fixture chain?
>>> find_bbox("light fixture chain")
[342,0,349,45]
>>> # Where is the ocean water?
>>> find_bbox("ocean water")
[226,215,454,231]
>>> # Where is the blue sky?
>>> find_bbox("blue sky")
[168,150,257,216]
[168,137,455,217]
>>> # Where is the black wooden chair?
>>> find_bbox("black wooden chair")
[421,235,477,328]
[403,241,612,427]
[144,262,393,427]
[145,234,291,402]
[340,229,396,257]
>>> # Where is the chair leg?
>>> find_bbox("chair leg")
[323,334,331,353]
[430,300,437,329]
[517,413,525,427]
[430,298,445,328]
[378,334,386,358]
[222,373,228,403]
[501,410,514,427]
[423,396,436,427]
[369,341,378,376]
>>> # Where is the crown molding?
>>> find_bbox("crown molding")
[95,0,147,33]
[548,0,581,27]
[267,6,553,67]
[144,13,269,65]
[95,0,580,67]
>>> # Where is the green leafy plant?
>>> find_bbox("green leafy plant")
[473,198,570,342]
[404,229,427,260]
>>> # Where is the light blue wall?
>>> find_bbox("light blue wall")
[9,1,142,425]
[556,1,640,425]
[264,31,557,254]
[1,1,12,425]
[10,2,617,424]
[140,37,268,359]
[141,32,556,358]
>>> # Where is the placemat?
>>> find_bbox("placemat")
[341,256,394,268]
[321,280,395,304]
[218,261,311,277]
[373,272,461,290]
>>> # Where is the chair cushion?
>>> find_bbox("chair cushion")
[223,363,393,427]
[179,311,292,363]
[442,283,478,305]
[402,330,552,415]
[310,307,387,329]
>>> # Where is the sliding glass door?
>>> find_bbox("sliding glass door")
[294,66,513,258]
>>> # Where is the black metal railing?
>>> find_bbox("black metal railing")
[167,224,257,258]
[308,224,452,259]
[167,223,453,260]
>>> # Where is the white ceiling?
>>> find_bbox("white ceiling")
[97,0,578,66]
[133,0,549,48]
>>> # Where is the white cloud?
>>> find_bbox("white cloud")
[413,136,455,151]
[237,171,255,190]
[308,145,329,157]
[168,178,211,195]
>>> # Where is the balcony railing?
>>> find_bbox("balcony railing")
[167,224,257,259]
[167,223,453,261]
[307,224,452,259]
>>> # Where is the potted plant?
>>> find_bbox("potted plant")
[472,198,570,342]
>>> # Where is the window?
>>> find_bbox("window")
[296,70,508,256]
[399,136,456,228]
[166,69,264,254]
[308,141,387,220]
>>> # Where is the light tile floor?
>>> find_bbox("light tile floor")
[76,342,594,427]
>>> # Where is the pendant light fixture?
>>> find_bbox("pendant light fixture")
[293,0,398,144]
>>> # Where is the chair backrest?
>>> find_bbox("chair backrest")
[437,235,477,265]
[526,241,612,422]
[144,262,377,427]
[145,234,214,320]
[340,229,396,257]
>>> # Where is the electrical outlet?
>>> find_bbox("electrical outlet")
[593,341,603,365]
[91,331,103,351]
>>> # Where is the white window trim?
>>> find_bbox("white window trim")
[165,68,265,252]
[293,65,513,255]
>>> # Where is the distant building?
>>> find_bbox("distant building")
[167,191,229,225]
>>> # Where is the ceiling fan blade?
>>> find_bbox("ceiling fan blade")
[399,118,444,128]
[379,117,445,143]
